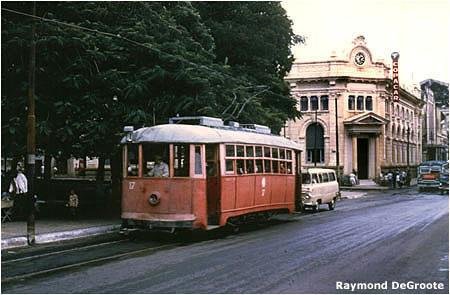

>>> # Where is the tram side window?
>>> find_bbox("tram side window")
[236,159,245,175]
[194,146,202,175]
[264,159,271,173]
[143,143,169,177]
[127,144,139,177]
[255,146,263,157]
[225,159,234,174]
[255,159,263,173]
[246,159,255,173]
[173,144,189,177]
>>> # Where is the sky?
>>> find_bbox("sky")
[281,0,450,86]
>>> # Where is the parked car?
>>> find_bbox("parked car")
[417,160,447,191]
[439,162,449,195]
[300,168,340,212]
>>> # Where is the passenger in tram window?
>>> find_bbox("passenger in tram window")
[280,163,287,174]
[236,160,245,175]
[148,155,169,177]
[246,160,254,174]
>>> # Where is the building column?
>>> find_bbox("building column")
[352,136,358,172]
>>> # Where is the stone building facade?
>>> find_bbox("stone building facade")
[285,36,424,179]
[420,79,449,161]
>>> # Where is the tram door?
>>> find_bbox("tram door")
[206,144,220,225]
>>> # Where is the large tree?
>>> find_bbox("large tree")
[2,1,303,184]
[2,2,226,166]
[194,1,304,132]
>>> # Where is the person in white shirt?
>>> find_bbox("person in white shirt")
[148,156,169,177]
[9,167,28,219]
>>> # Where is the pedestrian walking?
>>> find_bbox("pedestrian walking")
[66,189,79,219]
[8,166,28,220]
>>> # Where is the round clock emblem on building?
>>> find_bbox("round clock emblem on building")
[354,52,366,65]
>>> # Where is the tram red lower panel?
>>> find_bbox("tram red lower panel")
[219,175,295,226]
[121,178,207,229]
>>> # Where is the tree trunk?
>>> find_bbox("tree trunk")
[96,156,106,184]
[44,154,52,181]
[110,149,122,217]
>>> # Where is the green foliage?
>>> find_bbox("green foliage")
[2,1,303,163]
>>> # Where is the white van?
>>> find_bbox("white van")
[300,168,340,212]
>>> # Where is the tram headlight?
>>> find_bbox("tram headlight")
[148,192,161,206]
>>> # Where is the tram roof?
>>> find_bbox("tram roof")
[121,124,302,150]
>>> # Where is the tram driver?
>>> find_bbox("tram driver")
[148,155,169,177]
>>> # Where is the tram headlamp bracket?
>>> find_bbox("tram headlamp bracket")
[148,192,161,206]
[124,126,134,142]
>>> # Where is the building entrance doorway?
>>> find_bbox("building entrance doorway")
[357,138,369,179]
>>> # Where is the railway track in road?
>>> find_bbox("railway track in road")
[1,236,181,284]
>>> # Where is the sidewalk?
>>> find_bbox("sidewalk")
[1,218,121,250]
[340,178,417,191]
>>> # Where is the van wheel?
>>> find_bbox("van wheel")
[328,199,335,210]
[313,203,320,213]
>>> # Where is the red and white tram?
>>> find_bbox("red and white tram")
[121,116,302,231]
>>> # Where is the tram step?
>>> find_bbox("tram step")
[206,225,221,230]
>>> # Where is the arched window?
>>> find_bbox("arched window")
[357,96,364,110]
[320,95,329,111]
[310,96,318,111]
[348,95,355,110]
[365,96,373,111]
[306,123,325,163]
[300,96,308,111]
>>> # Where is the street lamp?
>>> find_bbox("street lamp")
[407,125,410,185]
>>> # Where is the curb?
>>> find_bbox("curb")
[1,224,121,250]
[340,192,368,199]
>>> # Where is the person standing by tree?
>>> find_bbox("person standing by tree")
[8,166,28,220]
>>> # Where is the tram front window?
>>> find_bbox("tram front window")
[127,144,139,176]
[143,143,169,177]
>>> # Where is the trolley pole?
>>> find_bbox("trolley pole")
[26,1,37,246]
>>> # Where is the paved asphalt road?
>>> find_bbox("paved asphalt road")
[2,188,448,294]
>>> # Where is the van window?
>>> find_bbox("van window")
[302,173,311,184]
[312,173,319,183]
[322,173,329,182]
[318,174,323,183]
[328,172,336,181]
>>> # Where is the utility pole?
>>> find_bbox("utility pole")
[26,1,37,245]
[313,108,318,167]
